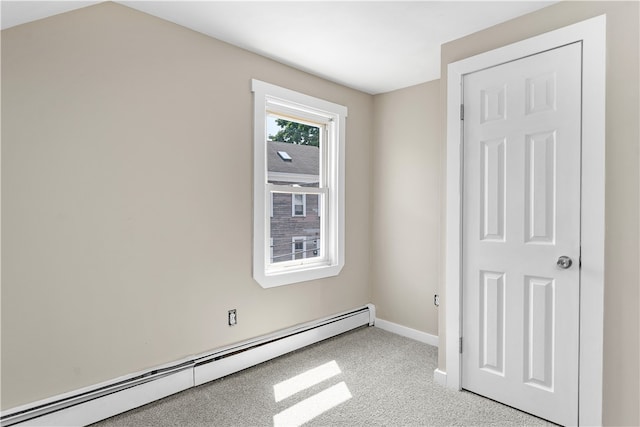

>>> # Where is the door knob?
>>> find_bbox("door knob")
[557,256,573,269]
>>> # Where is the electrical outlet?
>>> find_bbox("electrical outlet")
[434,294,440,307]
[228,309,237,326]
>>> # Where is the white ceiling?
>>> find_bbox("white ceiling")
[1,1,557,94]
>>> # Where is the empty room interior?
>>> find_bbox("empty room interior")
[1,1,639,426]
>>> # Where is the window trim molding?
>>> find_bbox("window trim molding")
[252,79,347,288]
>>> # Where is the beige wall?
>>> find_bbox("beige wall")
[438,2,640,425]
[0,2,373,409]
[371,81,440,335]
[2,1,638,424]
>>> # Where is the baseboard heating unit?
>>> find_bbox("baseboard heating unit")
[1,305,375,427]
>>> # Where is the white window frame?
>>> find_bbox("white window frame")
[292,193,306,217]
[270,237,274,263]
[252,79,347,288]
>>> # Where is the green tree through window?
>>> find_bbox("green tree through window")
[270,119,319,146]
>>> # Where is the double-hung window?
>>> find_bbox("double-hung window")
[292,194,306,217]
[252,79,346,288]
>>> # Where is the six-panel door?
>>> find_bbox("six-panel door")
[461,42,582,426]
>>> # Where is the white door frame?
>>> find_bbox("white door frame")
[444,15,606,426]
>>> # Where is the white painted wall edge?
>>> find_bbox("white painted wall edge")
[374,318,438,347]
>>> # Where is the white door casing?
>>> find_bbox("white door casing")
[462,43,581,426]
[443,15,605,426]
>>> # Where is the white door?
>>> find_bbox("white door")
[462,42,582,426]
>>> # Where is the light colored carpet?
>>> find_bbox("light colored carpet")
[92,326,553,426]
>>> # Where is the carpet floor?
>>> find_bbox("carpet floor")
[92,326,553,426]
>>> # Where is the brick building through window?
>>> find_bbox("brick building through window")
[267,141,321,263]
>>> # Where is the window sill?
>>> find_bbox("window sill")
[255,262,344,288]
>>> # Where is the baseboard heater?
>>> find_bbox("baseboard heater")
[1,304,375,427]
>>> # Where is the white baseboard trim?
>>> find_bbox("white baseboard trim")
[374,318,439,347]
[433,368,447,387]
[1,305,375,427]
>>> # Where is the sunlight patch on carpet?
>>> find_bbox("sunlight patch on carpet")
[273,360,342,402]
[273,381,352,427]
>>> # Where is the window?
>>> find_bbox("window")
[277,151,292,161]
[292,194,306,217]
[292,237,306,260]
[252,79,347,288]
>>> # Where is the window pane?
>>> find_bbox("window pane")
[267,114,320,188]
[270,192,321,264]
[293,239,305,261]
[293,194,305,216]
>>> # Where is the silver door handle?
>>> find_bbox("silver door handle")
[557,256,573,269]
